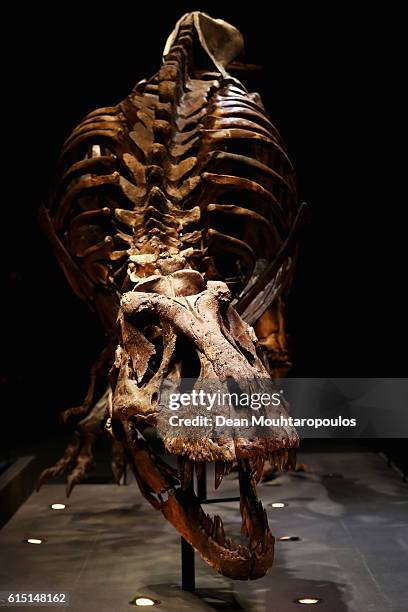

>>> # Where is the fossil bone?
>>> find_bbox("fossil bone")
[38,11,303,580]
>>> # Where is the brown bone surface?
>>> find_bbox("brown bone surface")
[39,12,302,580]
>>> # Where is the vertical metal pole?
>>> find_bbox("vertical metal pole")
[180,463,207,591]
[181,537,195,591]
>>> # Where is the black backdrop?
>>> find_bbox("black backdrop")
[1,3,405,449]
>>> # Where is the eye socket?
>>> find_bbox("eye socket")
[129,310,161,335]
[143,324,162,342]
[165,332,202,390]
[175,333,202,382]
[219,300,230,330]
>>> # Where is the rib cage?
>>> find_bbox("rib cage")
[46,13,300,335]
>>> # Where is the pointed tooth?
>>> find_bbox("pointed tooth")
[280,450,285,470]
[225,537,234,550]
[177,456,185,477]
[250,456,263,482]
[182,460,193,491]
[206,515,213,534]
[288,447,296,470]
[270,452,276,468]
[212,516,218,539]
[214,461,225,490]
[241,507,249,537]
[214,515,225,545]
[280,450,286,470]
[195,461,203,483]
[250,537,258,551]
[275,450,283,471]
[255,541,263,554]
[253,455,265,483]
[218,526,226,546]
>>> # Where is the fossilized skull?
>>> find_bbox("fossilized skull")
[108,269,298,579]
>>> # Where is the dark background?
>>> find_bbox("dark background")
[1,3,405,452]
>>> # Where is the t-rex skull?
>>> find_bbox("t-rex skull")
[108,269,298,579]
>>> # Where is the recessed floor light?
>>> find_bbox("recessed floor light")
[270,502,287,508]
[25,538,44,545]
[50,503,67,510]
[323,472,343,478]
[278,535,300,541]
[130,596,160,607]
[295,597,321,605]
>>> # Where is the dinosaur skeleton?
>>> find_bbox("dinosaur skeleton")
[38,12,303,579]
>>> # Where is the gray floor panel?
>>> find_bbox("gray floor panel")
[0,450,406,611]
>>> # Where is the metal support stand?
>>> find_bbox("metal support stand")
[181,464,205,592]
[181,463,239,592]
[181,536,195,591]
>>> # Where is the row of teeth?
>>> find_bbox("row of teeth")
[197,507,247,553]
[240,501,270,554]
[178,448,294,490]
[196,492,270,555]
[177,457,234,491]
[247,449,295,482]
[199,509,229,546]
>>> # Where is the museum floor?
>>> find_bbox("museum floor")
[0,446,407,611]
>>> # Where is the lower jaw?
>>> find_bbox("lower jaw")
[125,436,284,580]
[161,485,274,580]
[164,454,276,579]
